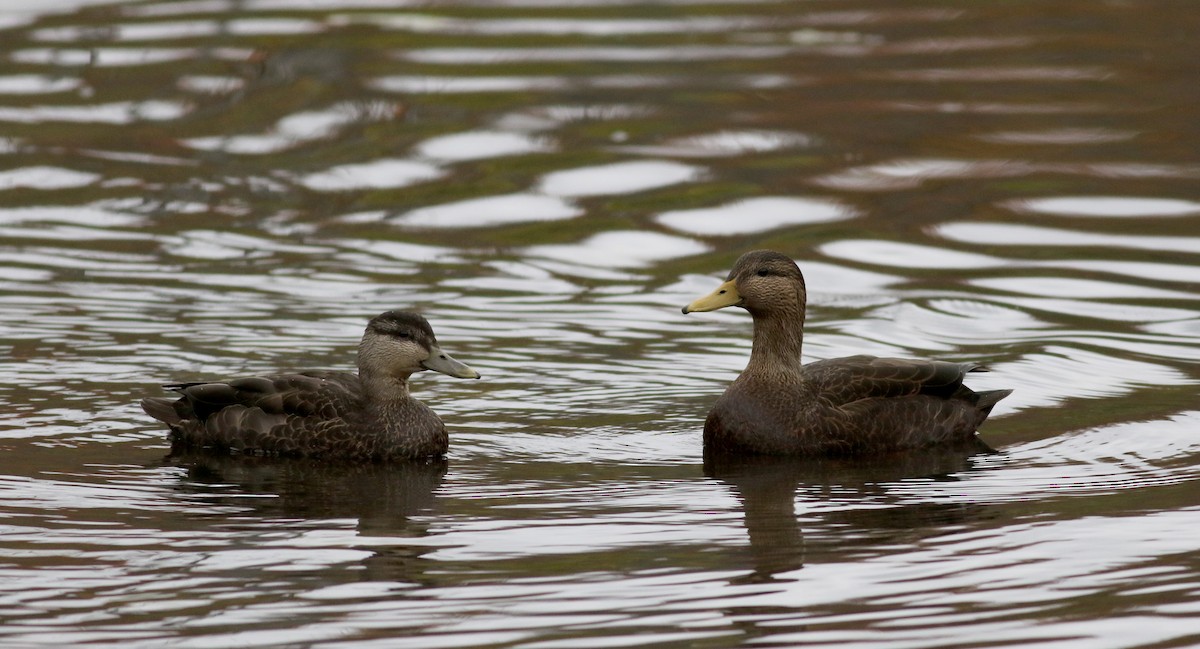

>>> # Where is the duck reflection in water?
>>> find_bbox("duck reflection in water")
[169,451,448,583]
[143,310,476,582]
[685,250,1009,582]
[705,439,995,583]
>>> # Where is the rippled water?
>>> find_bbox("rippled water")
[2,1,1199,647]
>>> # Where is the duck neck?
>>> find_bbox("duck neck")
[360,368,413,406]
[746,307,805,378]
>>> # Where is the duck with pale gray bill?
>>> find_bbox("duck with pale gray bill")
[142,311,480,461]
[683,250,1011,456]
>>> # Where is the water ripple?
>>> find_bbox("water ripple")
[1,1,1199,647]
[394,193,582,229]
[400,45,794,64]
[935,222,1200,255]
[298,159,444,192]
[658,196,854,236]
[1005,195,1200,218]
[0,100,189,124]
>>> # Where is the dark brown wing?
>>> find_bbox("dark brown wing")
[168,371,355,421]
[800,355,985,406]
[151,371,364,453]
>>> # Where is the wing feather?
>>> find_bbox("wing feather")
[801,355,985,406]
[154,371,362,453]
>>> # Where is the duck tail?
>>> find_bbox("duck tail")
[974,389,1012,416]
[141,397,182,426]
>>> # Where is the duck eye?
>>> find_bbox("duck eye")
[395,331,411,339]
[756,269,769,277]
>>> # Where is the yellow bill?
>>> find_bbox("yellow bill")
[682,279,741,314]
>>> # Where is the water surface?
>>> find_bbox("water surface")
[2,0,1200,647]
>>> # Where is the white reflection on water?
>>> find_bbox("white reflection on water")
[1043,259,1200,284]
[821,239,1003,269]
[401,45,794,64]
[861,153,1200,192]
[11,47,214,66]
[614,129,813,158]
[33,18,325,42]
[442,260,582,295]
[936,222,1200,255]
[879,35,1035,55]
[0,100,189,124]
[0,473,182,509]
[336,239,460,265]
[0,205,142,226]
[977,128,1138,145]
[537,160,703,197]
[839,301,1030,352]
[526,231,708,269]
[0,166,98,190]
[824,240,1200,284]
[977,346,1192,411]
[299,159,444,191]
[658,197,853,236]
[79,149,197,167]
[974,277,1195,301]
[33,21,220,41]
[1005,196,1200,218]
[498,104,654,131]
[395,193,582,229]
[1011,409,1200,468]
[223,18,327,35]
[733,507,1200,646]
[414,131,553,162]
[176,75,245,94]
[0,74,82,94]
[370,75,570,94]
[813,158,1035,191]
[164,230,336,260]
[352,14,776,36]
[123,0,240,16]
[371,74,792,94]
[185,102,397,155]
[790,260,902,299]
[991,297,1196,324]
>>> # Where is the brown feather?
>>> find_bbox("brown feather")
[688,250,1011,457]
[141,311,477,461]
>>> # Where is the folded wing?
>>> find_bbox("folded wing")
[801,355,986,406]
[142,371,361,453]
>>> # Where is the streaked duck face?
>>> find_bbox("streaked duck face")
[683,250,807,318]
[360,311,480,380]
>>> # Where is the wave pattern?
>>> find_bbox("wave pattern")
[0,0,1199,647]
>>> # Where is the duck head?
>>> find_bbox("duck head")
[360,311,480,381]
[682,250,807,319]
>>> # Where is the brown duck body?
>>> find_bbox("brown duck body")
[685,250,1011,457]
[141,311,479,461]
[144,371,449,461]
[704,356,1008,455]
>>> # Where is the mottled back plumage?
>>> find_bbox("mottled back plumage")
[141,311,480,461]
[684,250,1011,456]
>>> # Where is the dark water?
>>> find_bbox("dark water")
[2,0,1199,647]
